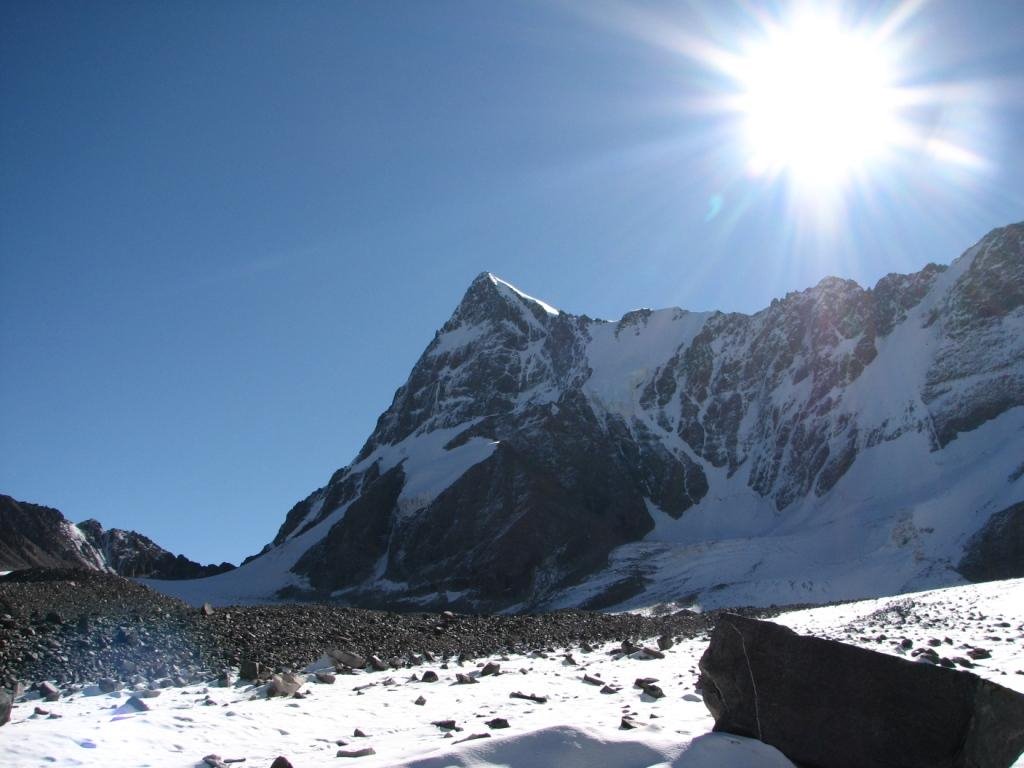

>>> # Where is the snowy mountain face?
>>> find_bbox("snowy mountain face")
[170,223,1024,612]
[0,495,234,580]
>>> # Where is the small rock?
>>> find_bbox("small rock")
[510,691,547,704]
[203,755,228,768]
[620,716,639,730]
[432,719,458,731]
[600,685,620,694]
[329,650,366,669]
[336,748,375,758]
[414,695,426,706]
[316,672,336,685]
[421,670,439,683]
[583,674,605,686]
[369,655,388,672]
[638,646,665,660]
[480,662,500,677]
[98,677,122,693]
[269,758,293,768]
[126,696,150,712]
[0,691,11,726]
[353,728,368,738]
[239,660,262,681]
[34,706,49,716]
[657,635,674,651]
[485,718,510,729]
[453,733,490,744]
[967,648,992,660]
[456,673,478,685]
[269,674,302,698]
[39,681,60,702]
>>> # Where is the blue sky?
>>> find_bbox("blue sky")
[2,0,1022,565]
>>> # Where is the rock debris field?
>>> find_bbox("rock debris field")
[0,570,1022,768]
[0,569,773,691]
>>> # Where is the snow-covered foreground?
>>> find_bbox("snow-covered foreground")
[4,579,1022,768]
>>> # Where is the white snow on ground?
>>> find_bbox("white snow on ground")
[4,579,1022,768]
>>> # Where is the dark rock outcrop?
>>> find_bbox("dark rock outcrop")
[698,613,1024,768]
[0,495,105,571]
[76,519,234,580]
[958,501,1024,582]
[0,494,233,579]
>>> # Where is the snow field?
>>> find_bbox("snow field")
[3,579,1022,768]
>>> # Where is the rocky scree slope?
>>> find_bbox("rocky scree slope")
[0,568,769,693]
[0,495,233,580]
[159,224,1024,612]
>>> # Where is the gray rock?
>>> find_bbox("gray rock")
[268,673,302,698]
[336,748,375,758]
[315,672,336,684]
[509,691,546,703]
[98,677,121,693]
[329,650,366,669]
[38,681,60,701]
[698,613,1024,768]
[0,690,11,726]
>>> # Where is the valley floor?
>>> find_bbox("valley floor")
[2,578,1022,768]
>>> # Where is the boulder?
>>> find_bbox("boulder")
[698,614,1024,768]
[38,681,60,702]
[329,650,366,669]
[268,673,302,698]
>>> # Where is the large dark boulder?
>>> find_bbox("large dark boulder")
[698,614,1024,768]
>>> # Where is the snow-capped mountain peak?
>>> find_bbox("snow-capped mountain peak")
[146,223,1024,613]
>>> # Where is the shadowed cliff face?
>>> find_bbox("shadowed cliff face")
[264,225,1023,611]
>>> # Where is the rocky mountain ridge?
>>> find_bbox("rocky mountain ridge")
[0,495,234,580]
[147,223,1023,611]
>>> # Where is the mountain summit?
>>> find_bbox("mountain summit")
[149,224,1024,611]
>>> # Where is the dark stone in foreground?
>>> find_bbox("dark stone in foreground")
[698,614,1024,768]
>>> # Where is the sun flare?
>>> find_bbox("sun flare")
[737,12,902,189]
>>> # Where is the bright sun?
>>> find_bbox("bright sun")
[736,13,902,189]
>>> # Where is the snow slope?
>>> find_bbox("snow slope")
[4,579,1022,767]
